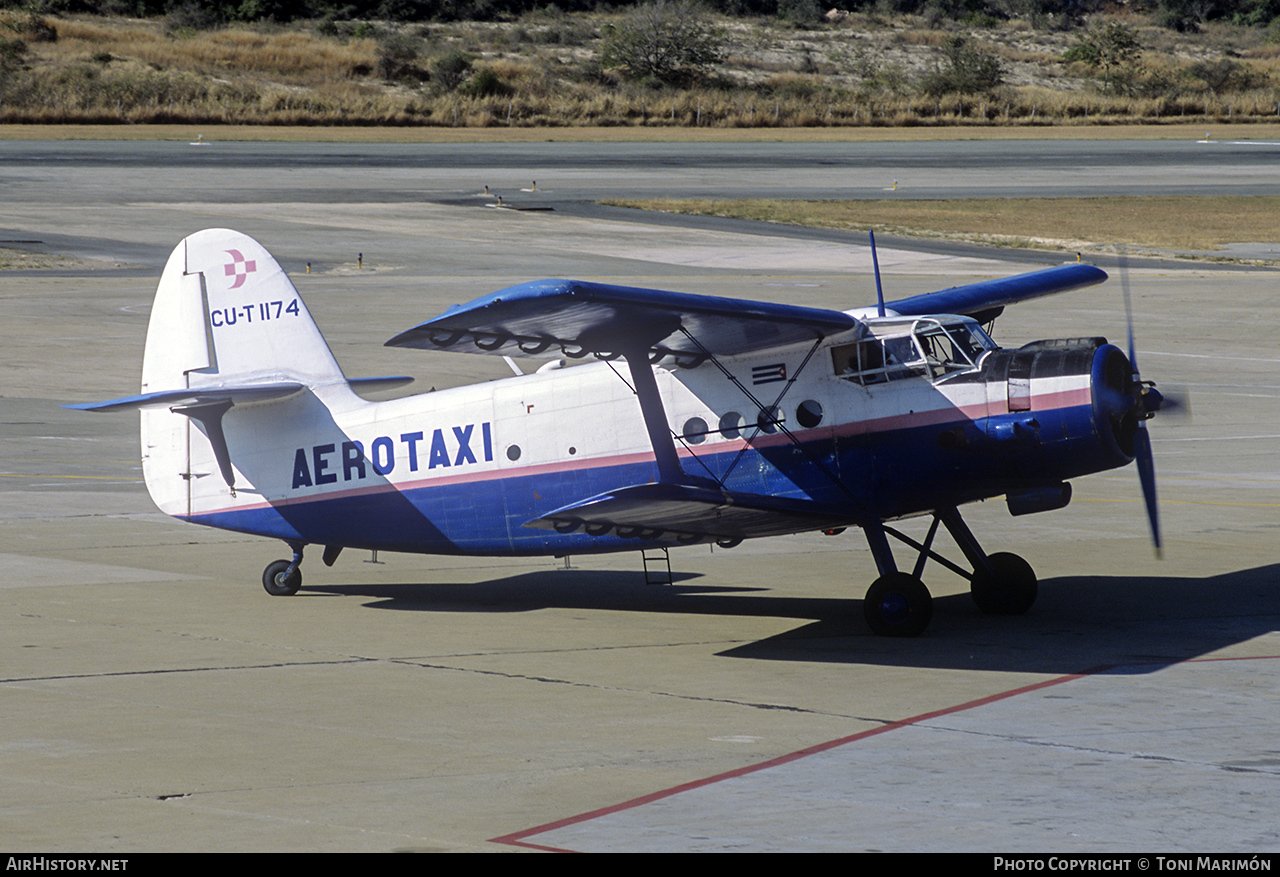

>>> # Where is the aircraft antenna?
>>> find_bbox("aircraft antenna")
[870,230,886,318]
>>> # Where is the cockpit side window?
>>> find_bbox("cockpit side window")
[831,335,926,385]
[832,318,994,386]
[914,320,995,380]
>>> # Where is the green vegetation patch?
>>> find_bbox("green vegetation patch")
[603,196,1280,255]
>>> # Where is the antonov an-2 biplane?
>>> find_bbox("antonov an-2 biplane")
[69,228,1167,637]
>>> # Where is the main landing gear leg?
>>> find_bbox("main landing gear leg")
[935,507,1037,615]
[262,543,304,596]
[862,506,1039,634]
[861,520,933,638]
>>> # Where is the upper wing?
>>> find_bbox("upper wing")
[387,266,1107,360]
[886,263,1108,322]
[385,279,857,360]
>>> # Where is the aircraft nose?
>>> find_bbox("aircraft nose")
[1140,386,1165,418]
[1091,344,1141,461]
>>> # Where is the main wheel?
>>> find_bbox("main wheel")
[262,559,302,596]
[970,552,1037,615]
[863,572,933,637]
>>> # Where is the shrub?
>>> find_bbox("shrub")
[376,31,423,80]
[15,14,56,43]
[459,66,512,96]
[0,37,26,77]
[599,0,726,85]
[776,0,824,26]
[919,36,1004,95]
[164,2,224,34]
[1063,21,1141,94]
[431,49,472,90]
[1186,58,1269,93]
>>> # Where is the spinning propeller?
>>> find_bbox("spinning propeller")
[1093,257,1179,555]
[1120,257,1165,556]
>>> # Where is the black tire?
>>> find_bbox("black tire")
[863,572,933,637]
[970,552,1037,615]
[262,559,302,596]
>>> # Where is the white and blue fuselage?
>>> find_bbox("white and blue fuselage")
[73,229,1137,584]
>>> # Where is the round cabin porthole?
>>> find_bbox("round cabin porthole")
[796,400,823,429]
[757,406,783,434]
[506,444,521,461]
[719,411,744,439]
[682,416,709,445]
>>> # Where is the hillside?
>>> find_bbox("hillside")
[2,7,1279,127]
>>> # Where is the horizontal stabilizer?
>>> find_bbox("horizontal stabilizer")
[525,482,856,543]
[63,381,305,413]
[887,263,1108,321]
[386,279,856,360]
[348,375,414,393]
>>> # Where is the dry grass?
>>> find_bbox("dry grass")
[604,196,1280,254]
[2,120,1276,142]
[4,12,1280,128]
[0,247,89,270]
[37,17,378,83]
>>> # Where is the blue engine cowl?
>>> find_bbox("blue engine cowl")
[975,338,1140,480]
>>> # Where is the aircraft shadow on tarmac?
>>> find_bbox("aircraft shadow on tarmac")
[305,562,1280,674]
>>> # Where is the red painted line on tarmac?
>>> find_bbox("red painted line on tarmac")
[491,652,1280,850]
[489,665,1110,851]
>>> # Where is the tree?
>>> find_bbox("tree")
[431,50,472,91]
[0,37,27,82]
[1187,58,1268,94]
[919,36,1005,96]
[1062,21,1140,94]
[377,31,424,81]
[600,0,726,85]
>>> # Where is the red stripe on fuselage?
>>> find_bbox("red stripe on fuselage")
[191,385,1092,519]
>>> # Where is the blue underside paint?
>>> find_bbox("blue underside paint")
[191,401,1128,556]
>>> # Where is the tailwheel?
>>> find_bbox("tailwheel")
[863,572,933,637]
[262,559,302,596]
[969,552,1037,615]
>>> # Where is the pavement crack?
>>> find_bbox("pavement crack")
[0,657,373,684]
[391,658,837,715]
[926,723,1275,775]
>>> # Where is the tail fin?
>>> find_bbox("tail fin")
[68,230,398,520]
[142,228,346,394]
[134,230,350,515]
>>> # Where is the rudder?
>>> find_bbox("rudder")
[141,228,346,394]
[137,229,350,518]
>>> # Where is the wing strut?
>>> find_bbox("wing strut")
[619,340,686,484]
[673,327,866,512]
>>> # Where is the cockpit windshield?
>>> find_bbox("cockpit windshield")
[831,317,995,385]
